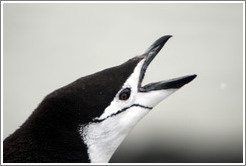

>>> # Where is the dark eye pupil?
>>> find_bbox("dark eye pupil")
[119,88,131,100]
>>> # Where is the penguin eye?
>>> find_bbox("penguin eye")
[119,88,131,100]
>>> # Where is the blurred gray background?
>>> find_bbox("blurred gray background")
[2,2,244,163]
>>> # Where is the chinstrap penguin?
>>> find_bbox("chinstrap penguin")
[3,35,197,163]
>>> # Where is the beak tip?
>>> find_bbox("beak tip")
[184,74,197,85]
[143,35,173,55]
[191,74,197,79]
[166,35,173,38]
[191,74,197,81]
[154,35,173,47]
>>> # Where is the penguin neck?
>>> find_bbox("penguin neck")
[79,106,150,163]
[79,117,131,163]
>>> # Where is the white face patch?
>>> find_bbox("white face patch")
[79,58,179,163]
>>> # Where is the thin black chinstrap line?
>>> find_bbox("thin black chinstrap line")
[92,104,152,123]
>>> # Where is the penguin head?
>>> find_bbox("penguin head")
[91,35,196,124]
[43,36,195,125]
[74,35,197,162]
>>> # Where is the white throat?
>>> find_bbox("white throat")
[79,106,150,163]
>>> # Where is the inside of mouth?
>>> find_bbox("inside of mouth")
[138,63,158,91]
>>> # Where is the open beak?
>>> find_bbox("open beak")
[138,35,197,92]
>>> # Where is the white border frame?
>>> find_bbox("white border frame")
[1,1,245,165]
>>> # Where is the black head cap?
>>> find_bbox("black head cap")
[28,56,144,128]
